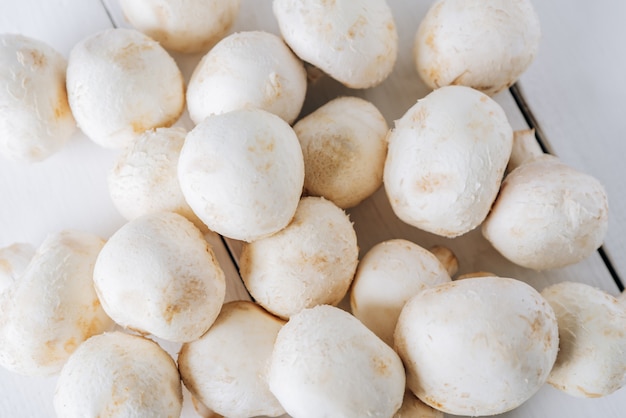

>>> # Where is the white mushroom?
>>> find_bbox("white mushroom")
[0,34,76,162]
[482,130,609,270]
[93,211,226,343]
[54,331,182,417]
[350,239,455,346]
[414,0,541,96]
[394,391,444,418]
[0,230,113,376]
[541,281,626,398]
[178,108,305,242]
[268,305,405,417]
[178,301,286,418]
[294,96,388,208]
[108,126,202,228]
[394,276,559,416]
[66,28,184,148]
[273,0,398,88]
[187,31,307,125]
[0,242,35,294]
[119,0,240,53]
[240,196,358,319]
[384,85,513,237]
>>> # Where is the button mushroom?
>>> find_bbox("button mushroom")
[240,196,358,319]
[482,130,609,270]
[294,96,389,209]
[541,281,626,398]
[0,230,113,376]
[119,0,240,53]
[394,390,444,418]
[186,31,307,125]
[394,276,559,416]
[384,85,513,237]
[178,301,286,418]
[0,34,76,162]
[268,305,406,417]
[177,108,305,242]
[273,0,398,88]
[66,28,184,148]
[93,211,226,343]
[54,331,182,417]
[414,0,541,96]
[350,239,455,346]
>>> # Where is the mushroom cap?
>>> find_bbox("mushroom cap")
[0,230,113,376]
[240,196,358,319]
[178,108,305,242]
[66,28,184,148]
[541,281,626,397]
[294,96,388,208]
[482,155,609,270]
[0,242,35,294]
[414,0,541,96]
[0,34,76,162]
[384,85,513,237]
[187,31,307,125]
[93,212,226,343]
[394,390,444,418]
[54,331,182,417]
[268,305,405,417]
[108,126,202,228]
[119,0,240,53]
[273,0,398,88]
[179,301,286,418]
[394,276,559,416]
[350,239,451,346]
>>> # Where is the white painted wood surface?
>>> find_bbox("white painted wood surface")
[0,0,624,417]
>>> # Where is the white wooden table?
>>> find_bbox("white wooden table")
[1,1,624,417]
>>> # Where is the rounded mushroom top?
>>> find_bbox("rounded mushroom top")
[384,85,513,237]
[482,155,609,270]
[120,0,241,53]
[54,331,182,418]
[93,211,226,343]
[187,31,307,125]
[273,0,398,88]
[178,108,305,242]
[414,0,541,95]
[0,34,76,162]
[395,276,559,416]
[269,305,406,418]
[66,28,184,148]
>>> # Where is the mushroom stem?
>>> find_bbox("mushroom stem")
[456,271,496,280]
[508,129,544,171]
[429,245,459,277]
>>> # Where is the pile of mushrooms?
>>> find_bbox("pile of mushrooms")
[2,0,625,417]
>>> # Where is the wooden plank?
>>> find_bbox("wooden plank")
[517,0,626,282]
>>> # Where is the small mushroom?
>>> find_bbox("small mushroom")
[93,211,226,343]
[394,390,444,418]
[240,196,358,319]
[108,126,202,228]
[394,276,559,416]
[178,301,286,418]
[0,34,76,162]
[0,242,35,294]
[187,31,307,125]
[119,0,240,53]
[0,230,113,376]
[482,130,609,270]
[350,239,455,346]
[384,85,513,237]
[414,0,541,96]
[541,281,626,398]
[178,108,305,242]
[273,0,398,88]
[66,28,184,148]
[268,305,405,417]
[54,331,182,417]
[294,96,389,208]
